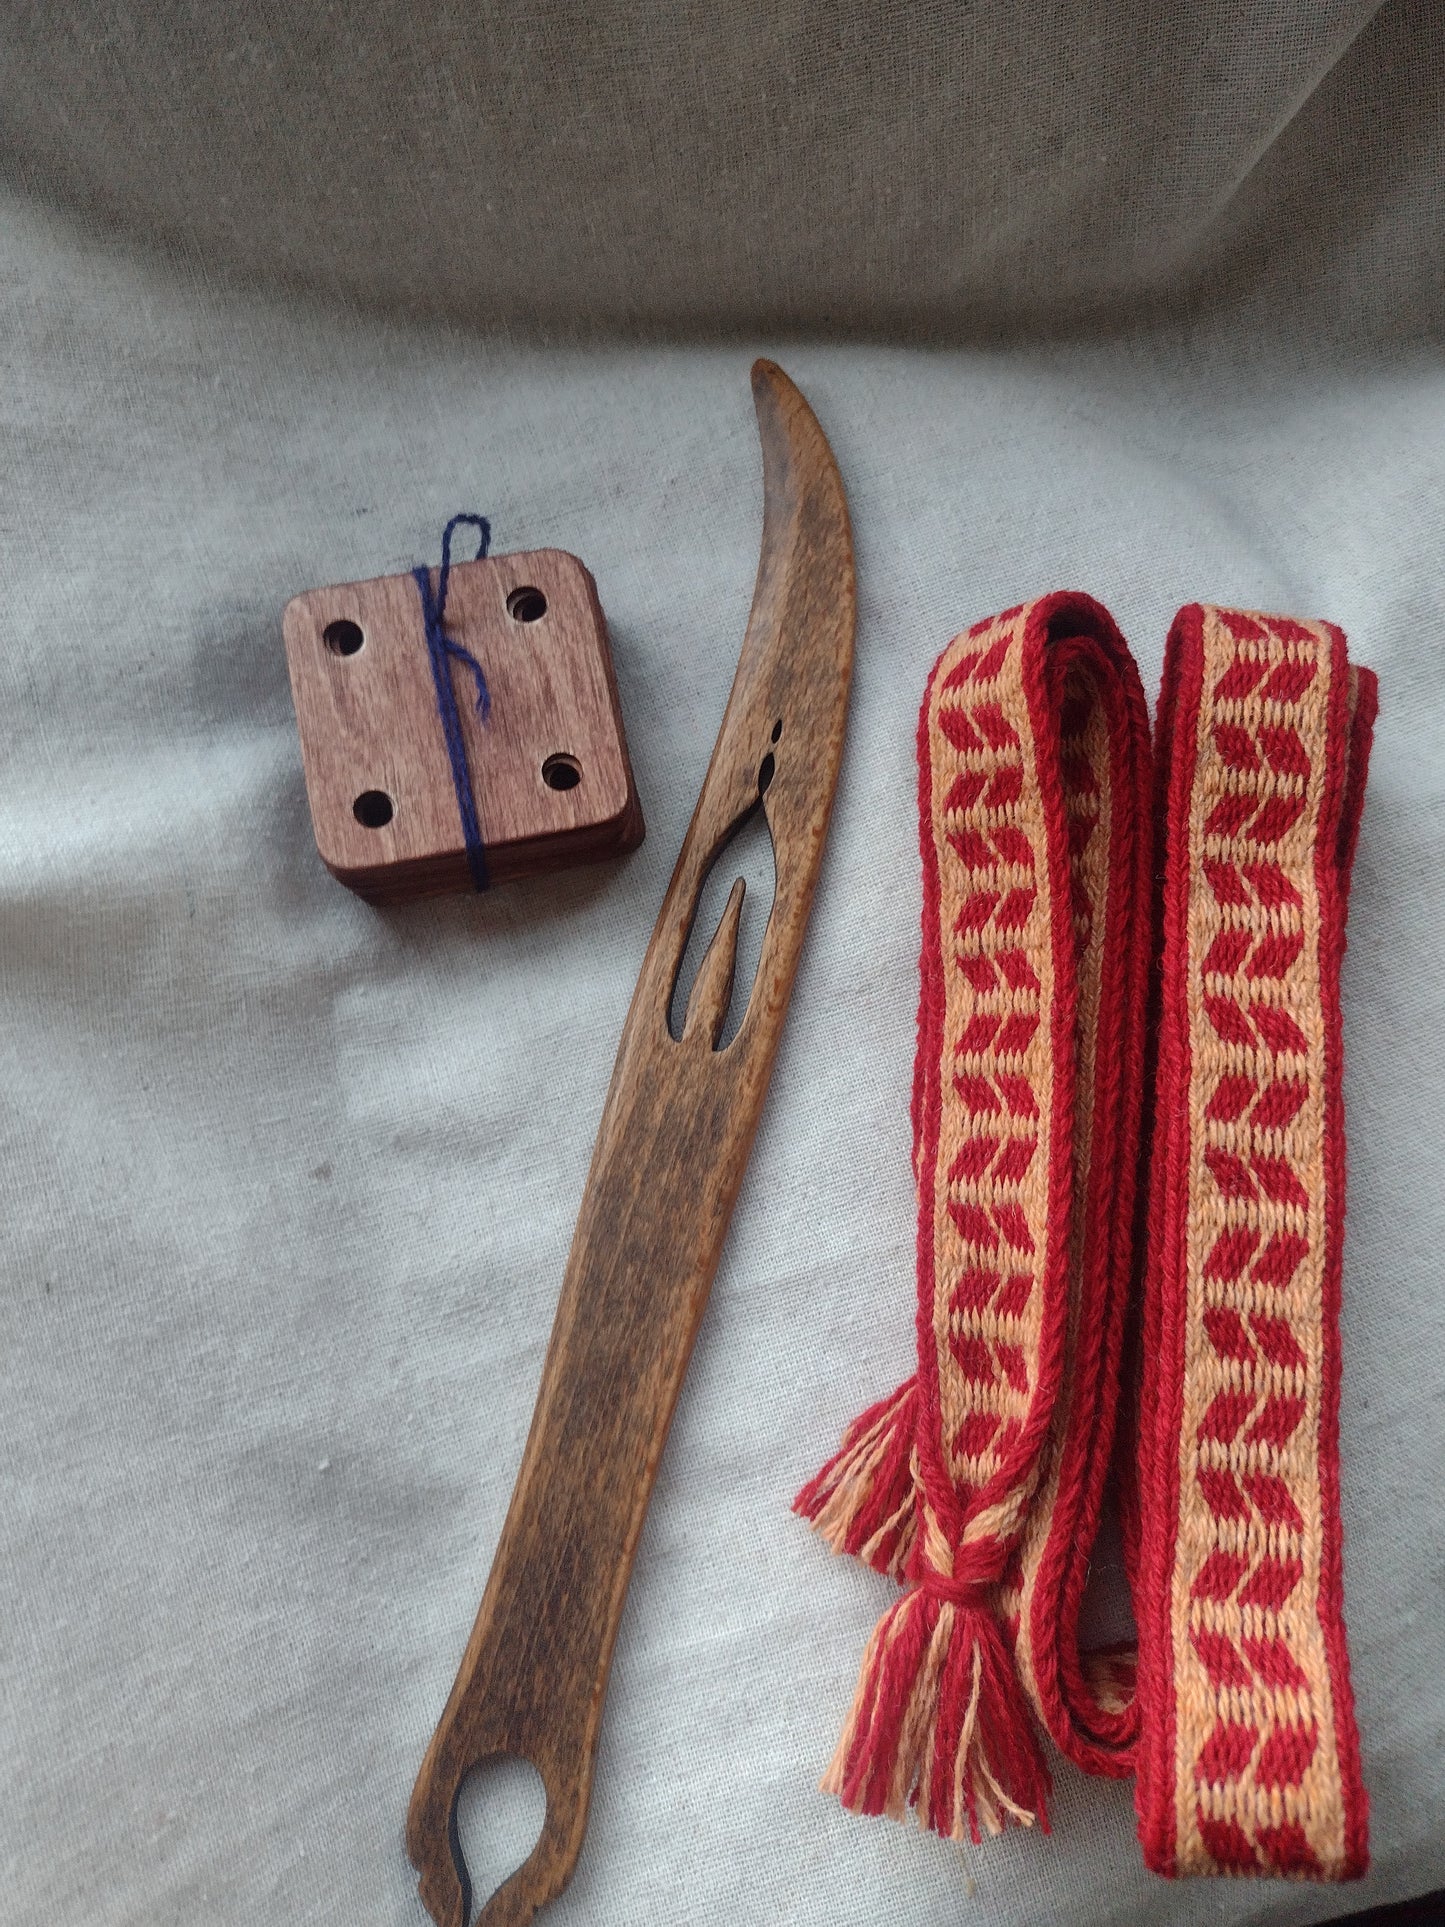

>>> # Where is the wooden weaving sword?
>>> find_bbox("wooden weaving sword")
[407,359,856,1927]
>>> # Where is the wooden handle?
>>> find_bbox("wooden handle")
[406,361,855,1926]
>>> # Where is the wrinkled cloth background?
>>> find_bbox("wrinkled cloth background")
[2,6,1443,1924]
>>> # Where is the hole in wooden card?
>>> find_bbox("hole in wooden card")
[452,1754,547,1926]
[353,789,394,828]
[667,796,777,1049]
[757,752,776,795]
[507,586,548,624]
[542,754,582,792]
[771,718,783,743]
[323,618,364,656]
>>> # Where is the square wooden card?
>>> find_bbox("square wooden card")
[283,549,644,903]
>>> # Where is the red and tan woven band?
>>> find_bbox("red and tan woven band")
[795,595,1375,1879]
[1134,604,1374,1877]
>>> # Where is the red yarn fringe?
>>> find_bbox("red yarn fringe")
[792,1379,918,1580]
[821,1584,1051,1843]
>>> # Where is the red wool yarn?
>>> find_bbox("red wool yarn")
[796,595,1375,1879]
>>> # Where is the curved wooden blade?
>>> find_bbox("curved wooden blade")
[406,360,854,1927]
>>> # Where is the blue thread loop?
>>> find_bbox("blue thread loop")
[413,514,493,891]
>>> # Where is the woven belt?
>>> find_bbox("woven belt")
[795,594,1376,1879]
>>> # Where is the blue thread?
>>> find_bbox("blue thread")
[413,514,493,891]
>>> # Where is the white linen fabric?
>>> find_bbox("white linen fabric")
[2,8,1444,1921]
[1,0,1443,344]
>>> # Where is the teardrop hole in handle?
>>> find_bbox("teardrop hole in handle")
[452,1755,548,1925]
[667,791,777,1049]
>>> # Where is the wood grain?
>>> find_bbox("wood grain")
[282,548,643,903]
[405,361,855,1927]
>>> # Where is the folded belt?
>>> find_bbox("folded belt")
[795,594,1376,1879]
